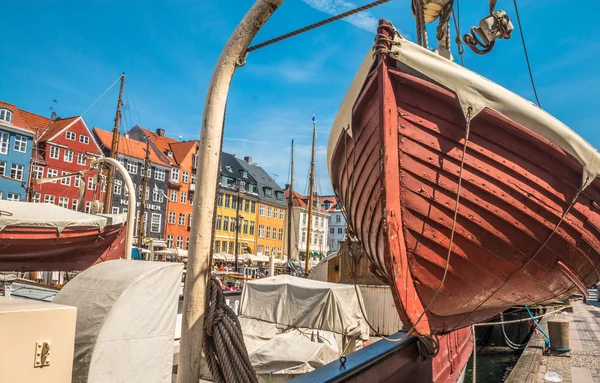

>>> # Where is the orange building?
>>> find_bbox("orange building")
[238,156,287,259]
[128,126,198,251]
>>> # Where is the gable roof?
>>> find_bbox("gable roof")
[0,100,52,135]
[237,158,286,207]
[170,141,197,165]
[38,116,80,141]
[284,188,329,214]
[93,128,170,166]
[140,128,179,166]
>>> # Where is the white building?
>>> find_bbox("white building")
[284,188,329,262]
[320,196,346,253]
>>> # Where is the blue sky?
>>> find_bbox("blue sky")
[1,0,597,195]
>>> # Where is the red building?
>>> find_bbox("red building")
[31,116,106,212]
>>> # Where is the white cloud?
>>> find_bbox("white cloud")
[300,0,379,31]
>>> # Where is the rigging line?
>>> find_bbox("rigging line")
[512,0,541,108]
[448,180,587,333]
[451,9,464,66]
[245,0,392,54]
[88,84,117,129]
[80,76,121,117]
[125,82,144,127]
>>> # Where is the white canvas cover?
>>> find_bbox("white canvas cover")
[239,275,369,379]
[328,32,600,189]
[0,200,114,232]
[53,259,183,383]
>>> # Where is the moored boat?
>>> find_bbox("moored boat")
[328,20,600,336]
[0,201,126,271]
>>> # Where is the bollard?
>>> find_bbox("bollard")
[562,298,574,313]
[548,318,570,351]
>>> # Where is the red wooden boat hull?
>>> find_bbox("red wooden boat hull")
[329,22,600,336]
[0,223,126,271]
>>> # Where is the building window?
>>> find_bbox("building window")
[216,215,222,230]
[153,187,163,202]
[49,145,60,159]
[266,227,271,239]
[186,237,189,250]
[0,161,5,176]
[258,245,264,254]
[188,214,192,227]
[215,241,221,253]
[280,210,284,220]
[182,171,189,183]
[278,228,283,241]
[154,169,166,181]
[167,235,174,248]
[338,228,343,234]
[336,214,341,223]
[79,135,89,144]
[61,171,71,185]
[168,211,176,224]
[230,219,235,232]
[112,207,120,214]
[267,206,272,218]
[170,190,178,202]
[85,201,91,213]
[249,184,258,193]
[243,220,248,234]
[301,230,306,242]
[221,241,227,253]
[10,163,24,181]
[77,153,86,165]
[72,199,79,211]
[87,176,94,190]
[191,173,196,184]
[58,196,69,208]
[32,193,41,203]
[179,213,186,226]
[229,242,234,254]
[66,131,76,141]
[232,196,237,210]
[114,183,122,195]
[176,236,184,249]
[180,192,187,204]
[13,135,27,153]
[250,222,255,235]
[0,132,9,154]
[259,205,265,217]
[244,199,250,212]
[44,194,56,204]
[126,160,138,174]
[30,165,43,180]
[275,191,284,201]
[239,181,246,191]
[46,168,58,183]
[171,168,179,182]
[258,225,264,238]
[330,228,334,234]
[225,194,231,208]
[251,201,256,213]
[0,109,13,123]
[263,187,272,198]
[217,193,223,206]
[266,246,270,256]
[151,213,161,233]
[223,217,229,232]
[7,193,20,201]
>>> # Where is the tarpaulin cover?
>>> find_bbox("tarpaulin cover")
[328,32,600,189]
[239,275,369,379]
[53,259,183,383]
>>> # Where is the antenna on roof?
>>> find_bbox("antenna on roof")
[50,111,57,121]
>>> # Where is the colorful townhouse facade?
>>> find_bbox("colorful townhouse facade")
[93,127,170,240]
[0,102,36,201]
[320,195,346,253]
[128,126,199,251]
[238,156,287,259]
[32,116,105,211]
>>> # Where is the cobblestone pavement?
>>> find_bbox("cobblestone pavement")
[536,300,600,383]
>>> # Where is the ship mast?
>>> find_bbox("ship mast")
[137,136,151,252]
[286,139,294,263]
[304,113,316,275]
[103,73,125,214]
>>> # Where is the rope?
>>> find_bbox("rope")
[499,313,529,349]
[472,325,477,383]
[451,9,464,66]
[411,0,428,48]
[203,275,257,383]
[525,305,571,352]
[512,0,541,108]
[244,0,391,55]
[436,0,454,51]
[80,75,121,117]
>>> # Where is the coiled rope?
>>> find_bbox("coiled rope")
[203,275,257,383]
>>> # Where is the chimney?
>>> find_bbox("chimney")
[285,183,291,190]
[244,156,252,164]
[156,128,165,137]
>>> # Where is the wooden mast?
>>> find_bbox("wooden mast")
[286,139,294,263]
[304,113,316,275]
[137,136,151,251]
[103,73,125,214]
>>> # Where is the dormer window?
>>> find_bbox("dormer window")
[167,151,173,158]
[0,109,13,124]
[263,187,272,198]
[275,191,284,201]
[226,166,233,173]
[242,170,248,179]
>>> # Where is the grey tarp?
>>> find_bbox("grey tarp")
[53,259,183,383]
[239,275,369,381]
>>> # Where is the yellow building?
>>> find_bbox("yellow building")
[214,153,259,255]
[238,156,287,260]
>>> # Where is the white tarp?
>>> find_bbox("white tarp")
[53,259,183,383]
[239,275,369,380]
[0,200,111,232]
[328,32,600,189]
